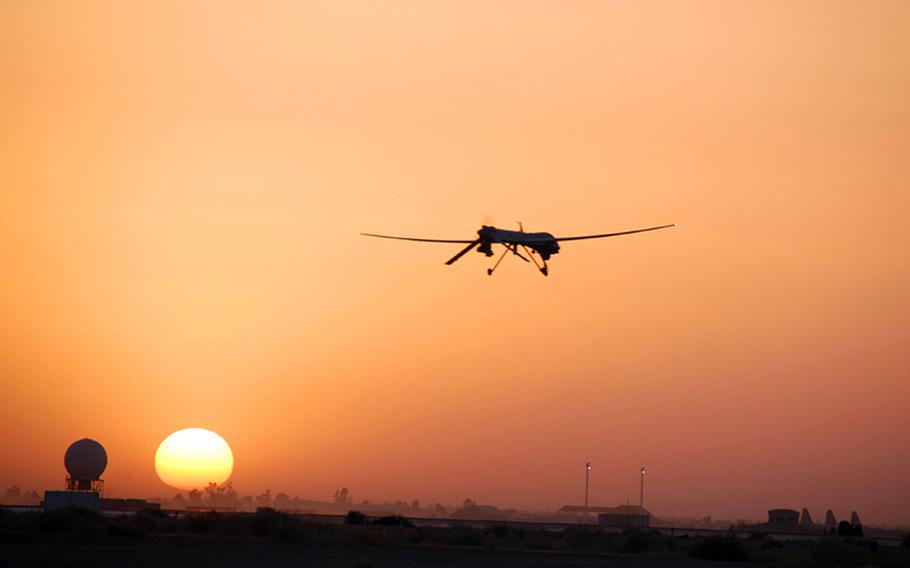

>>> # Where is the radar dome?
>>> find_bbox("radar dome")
[64,438,107,480]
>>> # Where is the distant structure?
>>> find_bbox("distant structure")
[639,466,646,507]
[64,438,107,493]
[44,438,108,511]
[767,508,800,526]
[598,505,651,528]
[558,504,652,527]
[451,502,511,520]
[742,508,864,536]
[584,462,591,508]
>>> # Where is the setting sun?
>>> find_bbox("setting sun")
[154,428,234,491]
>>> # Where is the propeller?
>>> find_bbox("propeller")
[445,239,481,265]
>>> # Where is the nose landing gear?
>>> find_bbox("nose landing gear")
[486,244,549,276]
[523,245,548,276]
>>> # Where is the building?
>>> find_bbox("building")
[452,503,512,520]
[43,490,101,511]
[597,505,651,528]
[741,508,831,535]
[767,508,800,526]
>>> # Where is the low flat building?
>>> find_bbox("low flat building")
[43,490,101,511]
[597,505,651,528]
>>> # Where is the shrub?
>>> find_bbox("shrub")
[903,533,910,548]
[487,523,526,542]
[252,507,299,539]
[0,507,16,531]
[810,540,869,565]
[373,514,414,528]
[524,536,557,551]
[139,508,170,519]
[438,527,484,547]
[760,537,785,550]
[106,518,146,538]
[689,535,748,561]
[181,511,223,534]
[37,506,106,535]
[344,511,368,525]
[620,529,662,554]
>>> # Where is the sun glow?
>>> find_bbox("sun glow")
[154,428,234,491]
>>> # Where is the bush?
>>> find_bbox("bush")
[562,526,594,549]
[436,527,484,547]
[373,514,414,528]
[761,537,785,550]
[181,511,223,534]
[810,540,869,565]
[106,518,146,538]
[689,535,748,561]
[0,507,16,531]
[486,523,527,543]
[37,507,106,535]
[903,533,910,548]
[620,529,662,554]
[344,510,368,525]
[131,508,172,534]
[252,507,300,539]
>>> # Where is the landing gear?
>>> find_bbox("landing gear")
[486,246,508,276]
[487,243,530,276]
[486,244,548,276]
[520,245,548,276]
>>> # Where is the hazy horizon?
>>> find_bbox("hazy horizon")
[2,1,908,525]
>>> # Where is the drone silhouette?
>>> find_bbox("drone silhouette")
[362,222,675,276]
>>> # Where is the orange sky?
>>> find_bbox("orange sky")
[2,1,908,524]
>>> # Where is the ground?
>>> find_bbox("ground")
[0,534,756,568]
[1,509,907,567]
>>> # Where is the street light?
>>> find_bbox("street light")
[639,466,646,508]
[585,462,592,509]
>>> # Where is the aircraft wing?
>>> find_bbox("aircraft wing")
[360,233,476,243]
[554,224,676,241]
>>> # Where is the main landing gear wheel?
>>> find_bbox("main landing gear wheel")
[519,244,548,277]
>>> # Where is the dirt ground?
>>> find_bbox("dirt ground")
[0,534,750,568]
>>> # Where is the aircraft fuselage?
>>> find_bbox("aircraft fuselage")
[477,225,560,260]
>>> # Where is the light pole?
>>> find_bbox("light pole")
[584,462,592,508]
[639,466,646,508]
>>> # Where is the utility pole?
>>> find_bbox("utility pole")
[639,466,646,508]
[585,463,592,508]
